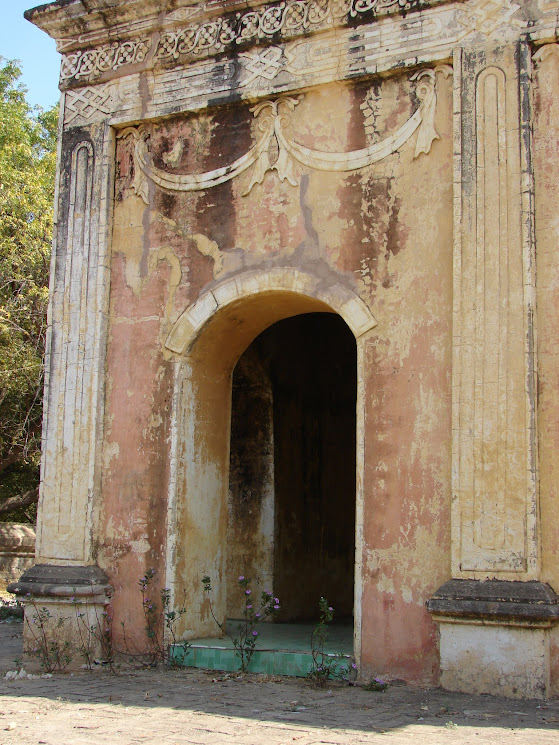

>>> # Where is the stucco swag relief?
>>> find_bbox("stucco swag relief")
[119,65,450,202]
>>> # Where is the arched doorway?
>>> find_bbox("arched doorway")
[164,272,376,665]
[227,313,357,623]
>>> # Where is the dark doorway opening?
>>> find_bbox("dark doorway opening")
[227,312,357,623]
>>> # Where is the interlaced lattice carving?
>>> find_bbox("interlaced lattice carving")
[64,85,116,123]
[59,0,452,83]
[61,38,151,81]
[459,0,522,35]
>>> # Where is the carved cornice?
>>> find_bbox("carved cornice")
[61,38,152,81]
[32,0,460,51]
[30,0,559,94]
[30,0,460,85]
[151,0,448,63]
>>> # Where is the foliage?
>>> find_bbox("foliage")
[0,596,24,621]
[70,595,116,670]
[0,57,58,522]
[139,568,189,665]
[307,597,355,686]
[24,599,72,673]
[364,676,389,692]
[202,574,280,672]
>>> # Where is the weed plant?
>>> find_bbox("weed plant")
[202,574,280,672]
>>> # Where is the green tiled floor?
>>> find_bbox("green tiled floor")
[170,620,354,677]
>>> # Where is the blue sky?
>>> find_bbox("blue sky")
[1,0,61,111]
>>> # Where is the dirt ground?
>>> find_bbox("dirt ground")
[1,621,559,745]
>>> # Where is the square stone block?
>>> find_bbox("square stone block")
[439,622,550,699]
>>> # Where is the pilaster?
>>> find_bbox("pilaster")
[13,94,116,664]
[428,36,558,699]
[36,104,115,564]
[451,38,538,580]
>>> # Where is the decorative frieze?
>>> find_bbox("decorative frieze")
[64,83,120,124]
[118,66,449,201]
[458,0,522,36]
[154,0,439,61]
[65,10,451,126]
[58,0,457,84]
[60,38,151,81]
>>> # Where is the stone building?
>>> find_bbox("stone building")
[10,0,559,698]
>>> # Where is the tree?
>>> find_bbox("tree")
[0,58,58,521]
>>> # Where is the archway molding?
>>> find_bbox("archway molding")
[165,267,377,357]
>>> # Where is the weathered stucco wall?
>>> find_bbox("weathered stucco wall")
[533,44,559,697]
[16,0,559,697]
[96,72,454,677]
[358,71,453,682]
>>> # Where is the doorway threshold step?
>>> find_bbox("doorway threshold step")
[170,621,354,677]
[169,643,352,677]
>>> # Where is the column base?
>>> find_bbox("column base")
[427,580,559,699]
[8,564,112,671]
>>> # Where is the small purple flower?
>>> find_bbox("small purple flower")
[351,663,357,669]
[274,598,279,604]
[245,589,251,595]
[273,604,279,610]
[328,606,333,611]
[252,631,258,636]
[246,604,252,609]
[255,613,261,618]
[238,576,245,581]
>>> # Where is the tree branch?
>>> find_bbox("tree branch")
[0,450,24,475]
[0,485,39,516]
[0,419,42,475]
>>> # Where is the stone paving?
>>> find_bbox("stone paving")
[1,621,559,745]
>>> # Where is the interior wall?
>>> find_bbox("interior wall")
[227,349,275,618]
[228,313,357,623]
[272,314,357,621]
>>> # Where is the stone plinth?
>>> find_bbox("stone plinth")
[9,564,112,669]
[428,580,559,699]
